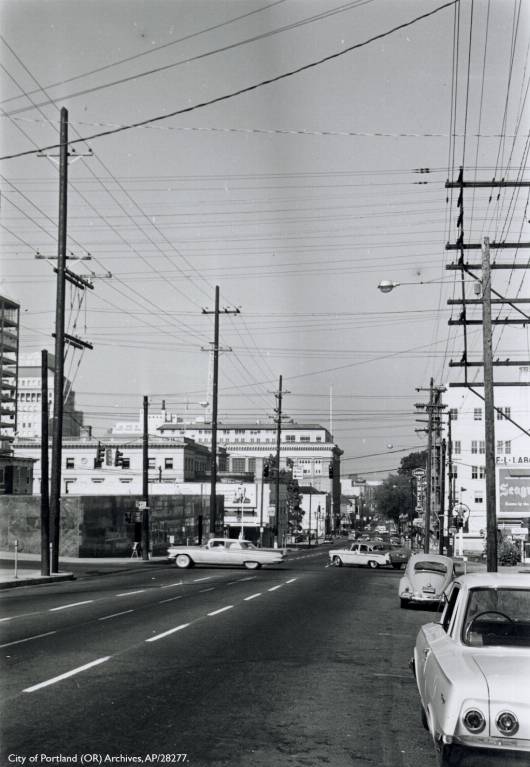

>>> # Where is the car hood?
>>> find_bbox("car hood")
[472,654,530,704]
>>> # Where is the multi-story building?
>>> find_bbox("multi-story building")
[16,352,84,439]
[0,296,20,449]
[445,366,530,548]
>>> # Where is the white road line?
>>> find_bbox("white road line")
[159,596,183,604]
[268,585,283,592]
[49,600,93,612]
[285,578,297,584]
[23,656,110,693]
[244,593,262,601]
[98,610,134,621]
[192,577,212,582]
[207,605,233,616]
[228,576,256,584]
[160,581,183,589]
[115,590,145,597]
[0,630,57,649]
[199,587,215,593]
[146,623,189,642]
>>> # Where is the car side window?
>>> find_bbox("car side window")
[441,585,460,633]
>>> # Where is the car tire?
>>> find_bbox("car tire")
[400,598,409,609]
[421,706,428,730]
[175,554,193,569]
[435,742,461,767]
[368,560,379,569]
[332,556,343,567]
[244,561,261,570]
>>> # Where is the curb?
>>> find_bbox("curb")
[0,573,75,590]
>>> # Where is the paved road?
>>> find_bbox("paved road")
[1,549,439,767]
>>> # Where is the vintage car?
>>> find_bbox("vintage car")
[329,542,391,569]
[399,552,455,608]
[167,538,285,569]
[371,542,411,570]
[412,573,530,766]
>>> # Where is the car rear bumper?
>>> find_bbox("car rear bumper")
[446,734,530,753]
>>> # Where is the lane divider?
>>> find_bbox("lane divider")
[115,590,145,597]
[146,623,190,643]
[23,656,110,693]
[159,596,183,604]
[0,630,57,649]
[49,600,93,612]
[98,610,134,622]
[244,593,261,601]
[207,605,233,616]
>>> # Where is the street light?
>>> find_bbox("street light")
[377,278,451,293]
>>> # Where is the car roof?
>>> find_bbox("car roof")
[408,552,453,563]
[452,572,530,588]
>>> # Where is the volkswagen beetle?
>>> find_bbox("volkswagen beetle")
[412,573,530,766]
[399,552,455,608]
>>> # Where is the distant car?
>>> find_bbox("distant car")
[412,573,530,766]
[371,543,411,570]
[167,538,285,570]
[399,552,455,608]
[329,542,391,569]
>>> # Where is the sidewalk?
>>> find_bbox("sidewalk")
[0,550,169,589]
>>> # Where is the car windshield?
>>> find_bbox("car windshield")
[463,587,530,647]
[413,561,448,574]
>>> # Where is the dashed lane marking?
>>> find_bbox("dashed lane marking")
[98,610,134,621]
[115,590,145,597]
[192,577,213,583]
[160,581,183,589]
[159,596,183,604]
[199,588,215,593]
[49,600,93,612]
[146,623,190,643]
[0,630,57,649]
[268,585,283,592]
[207,605,233,616]
[23,656,110,693]
[244,593,262,601]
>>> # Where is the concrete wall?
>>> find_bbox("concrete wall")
[0,493,224,557]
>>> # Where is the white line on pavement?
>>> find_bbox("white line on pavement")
[23,656,110,693]
[49,600,93,612]
[115,590,145,597]
[207,605,233,616]
[159,596,183,604]
[268,585,283,591]
[199,588,215,593]
[146,623,190,642]
[244,593,262,601]
[285,578,297,583]
[98,610,134,621]
[192,577,212,582]
[160,582,183,589]
[0,630,57,649]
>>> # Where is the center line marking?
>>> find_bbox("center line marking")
[115,590,145,597]
[193,577,212,582]
[98,610,134,621]
[207,605,233,616]
[244,593,262,601]
[160,582,183,589]
[146,623,189,642]
[285,578,297,584]
[0,630,57,649]
[268,585,283,591]
[49,600,93,612]
[159,596,183,604]
[199,587,215,593]
[23,657,110,693]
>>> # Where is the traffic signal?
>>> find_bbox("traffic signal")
[94,441,105,468]
[328,463,334,478]
[454,515,463,529]
[263,462,270,478]
[114,448,124,467]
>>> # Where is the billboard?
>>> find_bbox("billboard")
[498,468,530,516]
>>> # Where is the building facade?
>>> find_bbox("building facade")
[0,295,19,450]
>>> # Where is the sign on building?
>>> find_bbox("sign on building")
[498,468,530,516]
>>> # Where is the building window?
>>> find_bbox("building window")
[471,466,485,480]
[453,440,461,455]
[121,458,131,469]
[450,408,458,421]
[232,457,246,472]
[300,436,310,442]
[248,458,256,473]
[496,407,511,421]
[65,457,74,469]
[471,441,478,454]
[148,457,156,469]
[473,408,482,421]
[316,436,322,442]
[285,435,295,442]
[505,440,511,454]
[474,494,483,504]
[165,458,173,469]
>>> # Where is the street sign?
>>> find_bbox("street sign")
[412,468,426,478]
[135,500,147,510]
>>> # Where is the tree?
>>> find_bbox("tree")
[374,450,427,524]
[398,450,427,476]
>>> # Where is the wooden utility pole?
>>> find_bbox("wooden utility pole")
[274,375,283,546]
[202,286,240,537]
[439,438,446,555]
[482,238,497,572]
[49,107,68,574]
[40,349,50,576]
[142,395,149,560]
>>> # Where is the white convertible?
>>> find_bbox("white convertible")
[413,573,530,766]
[167,538,285,569]
[329,542,391,569]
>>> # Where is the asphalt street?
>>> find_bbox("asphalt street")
[1,548,441,767]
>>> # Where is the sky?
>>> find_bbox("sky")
[1,0,529,477]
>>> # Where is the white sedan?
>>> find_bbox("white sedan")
[167,538,285,569]
[413,573,530,766]
[329,542,391,569]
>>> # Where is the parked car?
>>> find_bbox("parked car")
[399,552,455,608]
[167,538,285,569]
[412,573,530,766]
[329,542,391,569]
[371,543,411,570]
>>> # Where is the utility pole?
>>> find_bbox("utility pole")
[415,381,446,553]
[142,395,149,560]
[275,375,283,547]
[202,286,239,537]
[40,349,50,576]
[445,170,530,571]
[439,438,446,555]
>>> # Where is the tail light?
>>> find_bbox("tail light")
[463,709,486,734]
[496,711,519,736]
